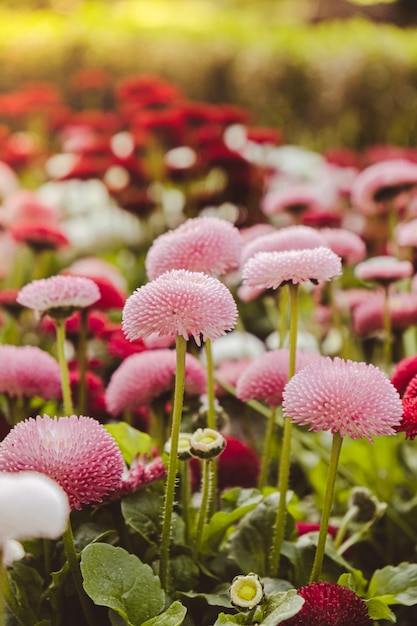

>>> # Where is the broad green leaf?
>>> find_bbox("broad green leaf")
[121,490,163,545]
[141,601,187,626]
[169,554,199,592]
[261,589,305,625]
[8,562,45,625]
[220,487,263,513]
[104,423,153,464]
[80,543,165,625]
[367,562,417,606]
[229,493,279,576]
[201,501,261,555]
[365,598,397,622]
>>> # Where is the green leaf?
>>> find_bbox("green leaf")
[213,613,247,625]
[367,562,417,606]
[365,598,397,622]
[80,543,165,625]
[338,569,368,596]
[8,562,45,625]
[201,500,261,555]
[121,490,163,545]
[229,493,279,576]
[220,487,264,513]
[141,601,187,626]
[169,554,200,592]
[104,423,153,465]
[261,589,305,625]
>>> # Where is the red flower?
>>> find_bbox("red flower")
[190,435,260,491]
[281,581,371,625]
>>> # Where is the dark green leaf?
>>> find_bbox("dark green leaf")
[121,490,163,546]
[80,543,165,625]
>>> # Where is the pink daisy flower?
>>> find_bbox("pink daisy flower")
[319,227,366,266]
[351,158,417,216]
[105,349,207,415]
[122,269,238,346]
[9,222,69,251]
[240,225,327,265]
[0,344,61,400]
[17,275,101,319]
[394,217,417,248]
[145,216,242,280]
[242,247,342,290]
[236,349,321,407]
[118,455,167,496]
[354,255,413,285]
[281,581,371,626]
[352,292,417,335]
[261,185,323,217]
[0,414,125,510]
[282,357,403,442]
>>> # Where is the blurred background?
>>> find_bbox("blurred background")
[2,0,417,151]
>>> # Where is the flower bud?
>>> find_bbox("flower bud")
[348,486,386,523]
[230,573,265,610]
[189,428,226,459]
[164,432,193,460]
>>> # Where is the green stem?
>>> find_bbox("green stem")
[62,519,97,626]
[258,406,278,490]
[382,285,392,369]
[159,335,187,590]
[77,309,89,416]
[180,460,192,545]
[333,505,359,550]
[193,459,214,558]
[310,432,343,583]
[204,338,218,517]
[270,283,299,576]
[55,318,74,415]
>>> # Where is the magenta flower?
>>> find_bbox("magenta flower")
[241,225,327,265]
[282,357,403,442]
[105,349,207,415]
[0,344,61,400]
[0,415,125,510]
[236,349,321,407]
[391,355,417,397]
[17,275,101,318]
[123,269,238,346]
[118,455,167,496]
[242,247,342,290]
[145,216,242,280]
[281,581,371,626]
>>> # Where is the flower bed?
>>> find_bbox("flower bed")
[1,71,417,625]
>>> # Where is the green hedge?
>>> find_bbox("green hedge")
[2,1,417,150]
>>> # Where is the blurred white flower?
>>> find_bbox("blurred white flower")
[0,471,70,564]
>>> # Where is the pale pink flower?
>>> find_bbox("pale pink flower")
[319,227,366,266]
[352,291,417,335]
[0,344,61,400]
[145,216,242,280]
[394,218,417,248]
[17,275,101,318]
[354,256,413,285]
[242,247,342,290]
[236,349,321,407]
[351,158,417,215]
[0,414,125,510]
[105,349,207,415]
[282,357,403,441]
[261,185,323,217]
[123,269,238,346]
[241,225,327,265]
